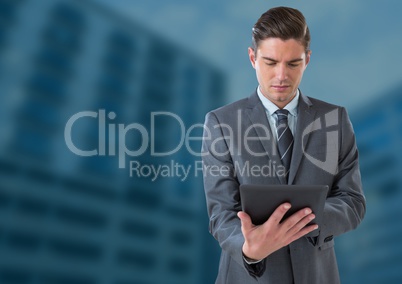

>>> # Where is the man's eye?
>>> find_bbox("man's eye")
[289,63,299,67]
[266,63,276,66]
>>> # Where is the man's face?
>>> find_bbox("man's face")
[248,38,311,109]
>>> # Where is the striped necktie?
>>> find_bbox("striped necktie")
[275,109,294,179]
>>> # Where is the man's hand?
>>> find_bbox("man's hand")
[238,203,318,261]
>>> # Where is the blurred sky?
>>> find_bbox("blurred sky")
[95,0,402,112]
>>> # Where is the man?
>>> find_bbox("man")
[202,6,366,284]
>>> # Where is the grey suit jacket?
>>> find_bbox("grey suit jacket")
[202,90,366,284]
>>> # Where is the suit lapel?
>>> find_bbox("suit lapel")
[245,92,287,184]
[288,93,316,184]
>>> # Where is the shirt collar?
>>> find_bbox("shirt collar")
[257,86,299,117]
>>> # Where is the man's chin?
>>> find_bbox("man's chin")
[275,95,292,103]
[276,91,297,102]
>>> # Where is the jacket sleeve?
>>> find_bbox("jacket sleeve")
[316,107,366,247]
[201,111,266,277]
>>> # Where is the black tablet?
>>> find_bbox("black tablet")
[239,184,329,237]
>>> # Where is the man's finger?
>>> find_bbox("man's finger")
[266,202,292,226]
[287,224,319,245]
[237,211,253,232]
[282,207,313,231]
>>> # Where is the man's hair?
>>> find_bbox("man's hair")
[251,6,311,53]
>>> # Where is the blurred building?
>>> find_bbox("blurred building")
[0,0,224,283]
[336,84,402,283]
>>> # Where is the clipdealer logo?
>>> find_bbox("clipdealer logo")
[64,108,340,180]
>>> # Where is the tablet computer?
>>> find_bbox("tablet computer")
[239,184,329,237]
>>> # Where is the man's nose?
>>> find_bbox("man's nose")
[276,64,288,81]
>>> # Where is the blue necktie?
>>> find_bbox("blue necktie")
[275,109,294,179]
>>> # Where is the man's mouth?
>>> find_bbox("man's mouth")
[271,85,290,92]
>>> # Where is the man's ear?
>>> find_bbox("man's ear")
[248,47,256,69]
[305,50,312,67]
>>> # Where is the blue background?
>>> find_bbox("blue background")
[0,0,401,283]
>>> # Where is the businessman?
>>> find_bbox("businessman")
[202,6,366,284]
